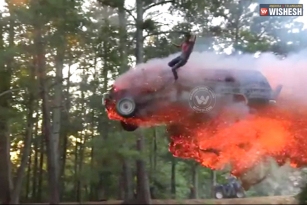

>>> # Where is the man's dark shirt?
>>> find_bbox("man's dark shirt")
[181,42,190,53]
[180,35,196,59]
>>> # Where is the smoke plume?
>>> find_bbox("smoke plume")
[112,50,307,190]
[115,50,307,102]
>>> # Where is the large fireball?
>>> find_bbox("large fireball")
[108,51,307,187]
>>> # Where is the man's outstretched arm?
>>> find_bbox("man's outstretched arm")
[172,42,181,48]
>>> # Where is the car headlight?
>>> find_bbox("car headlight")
[102,92,110,106]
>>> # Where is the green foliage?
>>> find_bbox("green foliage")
[141,19,156,32]
[298,184,307,204]
[97,0,124,8]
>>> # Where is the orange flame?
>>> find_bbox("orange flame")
[106,86,307,184]
[168,100,307,177]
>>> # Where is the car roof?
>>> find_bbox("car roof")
[212,69,261,73]
[211,69,264,77]
[204,69,269,85]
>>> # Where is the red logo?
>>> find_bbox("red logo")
[260,8,268,16]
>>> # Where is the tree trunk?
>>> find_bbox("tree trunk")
[134,0,151,204]
[0,13,14,205]
[88,53,97,201]
[117,2,134,202]
[118,2,128,74]
[10,63,36,203]
[135,0,144,62]
[190,163,199,199]
[52,39,65,186]
[89,110,95,201]
[60,60,71,198]
[60,127,68,200]
[0,81,13,205]
[232,1,243,54]
[77,139,85,203]
[118,173,124,200]
[123,160,133,200]
[92,22,111,201]
[153,129,157,171]
[32,120,40,200]
[35,22,60,204]
[136,135,151,204]
[89,103,95,200]
[74,142,79,202]
[37,133,45,202]
[170,157,176,199]
[210,170,216,198]
[25,153,32,202]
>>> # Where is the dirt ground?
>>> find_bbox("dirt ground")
[97,195,298,204]
[28,195,298,204]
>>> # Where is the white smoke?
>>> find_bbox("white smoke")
[115,50,307,104]
[244,159,307,196]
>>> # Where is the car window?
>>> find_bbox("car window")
[237,71,269,86]
[214,70,235,82]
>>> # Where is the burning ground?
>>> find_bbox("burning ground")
[109,50,307,187]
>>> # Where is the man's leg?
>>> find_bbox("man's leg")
[168,56,181,67]
[171,59,187,80]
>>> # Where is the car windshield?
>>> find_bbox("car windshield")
[236,71,269,86]
[213,70,233,81]
[102,85,120,102]
[102,91,110,106]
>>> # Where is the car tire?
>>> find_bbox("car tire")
[120,121,138,132]
[214,189,224,199]
[235,189,245,198]
[116,97,136,118]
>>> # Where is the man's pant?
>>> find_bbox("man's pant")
[168,56,187,80]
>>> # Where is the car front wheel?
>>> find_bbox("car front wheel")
[116,97,136,118]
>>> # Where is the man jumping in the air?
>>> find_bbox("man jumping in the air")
[168,32,196,80]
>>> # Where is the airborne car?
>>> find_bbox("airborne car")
[103,69,282,132]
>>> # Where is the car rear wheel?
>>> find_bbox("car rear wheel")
[120,121,138,132]
[214,188,224,199]
[116,97,136,118]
